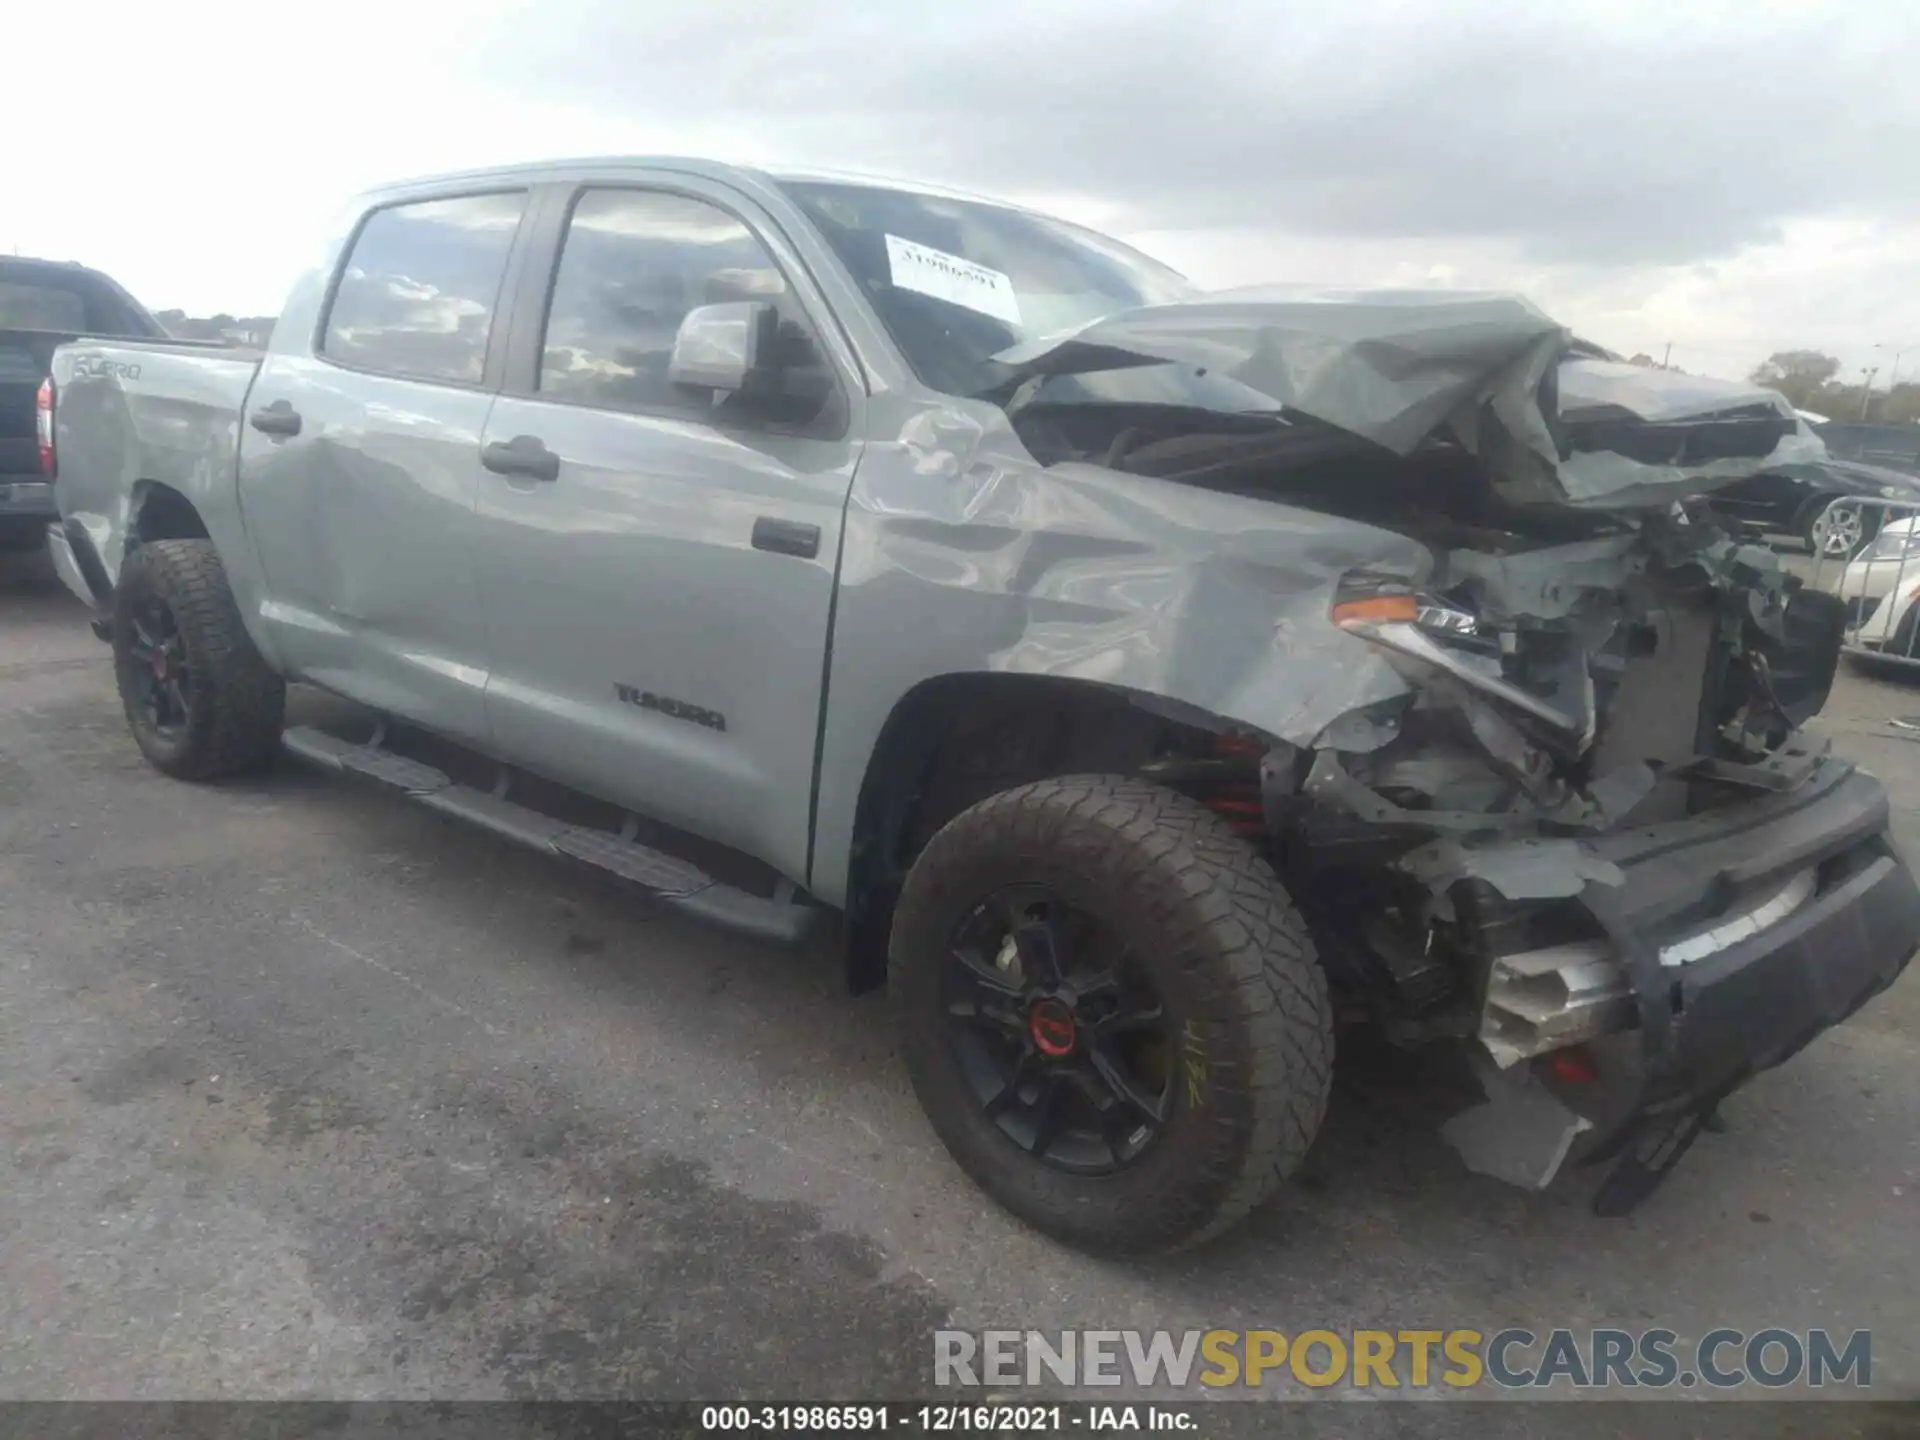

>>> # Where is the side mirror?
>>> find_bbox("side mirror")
[668,301,779,394]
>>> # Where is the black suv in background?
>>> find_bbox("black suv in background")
[1712,446,1920,559]
[1,257,165,551]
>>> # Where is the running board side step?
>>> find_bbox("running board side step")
[281,725,820,946]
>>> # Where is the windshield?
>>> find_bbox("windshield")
[780,179,1209,402]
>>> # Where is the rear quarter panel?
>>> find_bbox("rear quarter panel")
[51,343,272,644]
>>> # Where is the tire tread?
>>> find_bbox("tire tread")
[891,774,1333,1254]
[114,539,284,779]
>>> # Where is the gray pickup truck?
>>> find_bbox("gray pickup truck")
[45,157,1920,1255]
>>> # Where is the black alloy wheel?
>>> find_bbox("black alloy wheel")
[121,590,192,739]
[892,776,1334,1255]
[943,884,1174,1174]
[112,539,286,779]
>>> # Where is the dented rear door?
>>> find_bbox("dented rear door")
[236,187,534,747]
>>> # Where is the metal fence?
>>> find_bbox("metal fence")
[1802,496,1920,666]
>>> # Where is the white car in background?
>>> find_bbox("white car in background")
[1838,515,1920,661]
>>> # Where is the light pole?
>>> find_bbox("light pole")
[1860,366,1882,421]
[1875,342,1915,401]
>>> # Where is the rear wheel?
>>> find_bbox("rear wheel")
[113,539,285,779]
[891,775,1333,1255]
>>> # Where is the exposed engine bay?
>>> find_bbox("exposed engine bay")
[1014,395,1843,839]
[1100,417,1843,1057]
[990,299,1855,1196]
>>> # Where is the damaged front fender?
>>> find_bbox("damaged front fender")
[808,399,1432,906]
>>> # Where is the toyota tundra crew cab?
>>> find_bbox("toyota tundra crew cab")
[44,158,1920,1255]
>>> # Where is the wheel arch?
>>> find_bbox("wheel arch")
[128,480,213,551]
[836,670,1251,993]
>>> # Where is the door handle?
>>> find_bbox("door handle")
[751,517,821,559]
[249,400,302,437]
[481,435,560,483]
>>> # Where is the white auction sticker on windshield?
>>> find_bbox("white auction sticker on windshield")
[884,235,1021,326]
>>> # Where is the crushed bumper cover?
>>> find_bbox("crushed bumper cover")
[1588,758,1915,1105]
[1450,758,1920,1208]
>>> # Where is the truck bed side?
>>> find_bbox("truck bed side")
[50,339,263,602]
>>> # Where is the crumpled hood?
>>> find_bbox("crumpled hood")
[993,287,1824,510]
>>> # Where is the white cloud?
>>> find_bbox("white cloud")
[10,0,1919,385]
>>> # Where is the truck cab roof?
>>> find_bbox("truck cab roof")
[353,154,1040,216]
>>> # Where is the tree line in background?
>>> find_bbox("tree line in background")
[153,309,277,346]
[1749,351,1920,425]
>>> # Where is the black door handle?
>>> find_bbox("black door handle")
[481,435,560,483]
[249,400,301,437]
[751,517,821,559]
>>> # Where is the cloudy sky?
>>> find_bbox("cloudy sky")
[14,0,1920,385]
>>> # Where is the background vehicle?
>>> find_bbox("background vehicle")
[1837,514,1920,660]
[0,257,165,551]
[1710,457,1920,559]
[42,159,1920,1254]
[1817,421,1920,477]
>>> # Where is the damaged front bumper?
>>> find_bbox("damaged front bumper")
[1439,756,1920,1209]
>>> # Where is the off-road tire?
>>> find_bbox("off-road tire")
[890,775,1334,1255]
[113,539,285,779]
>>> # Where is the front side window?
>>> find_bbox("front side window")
[538,188,835,427]
[323,191,526,384]
[779,180,1199,401]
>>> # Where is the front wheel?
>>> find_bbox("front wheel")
[113,539,286,779]
[890,776,1333,1255]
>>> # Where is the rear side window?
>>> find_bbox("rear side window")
[0,280,87,331]
[323,191,527,384]
[537,188,833,425]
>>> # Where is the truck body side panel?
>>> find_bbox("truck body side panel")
[236,354,500,747]
[471,166,875,888]
[225,187,522,744]
[49,343,274,656]
[803,392,1430,908]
